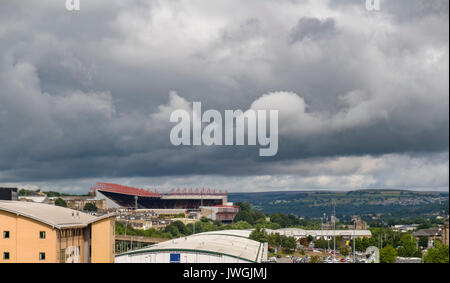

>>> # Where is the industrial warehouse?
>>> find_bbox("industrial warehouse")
[115,231,268,263]
[197,228,372,241]
[114,228,372,263]
[0,201,116,263]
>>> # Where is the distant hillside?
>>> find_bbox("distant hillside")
[228,190,449,219]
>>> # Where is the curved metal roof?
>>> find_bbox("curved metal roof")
[115,233,266,262]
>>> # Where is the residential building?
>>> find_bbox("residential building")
[0,201,116,263]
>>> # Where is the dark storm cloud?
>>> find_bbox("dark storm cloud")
[0,0,448,191]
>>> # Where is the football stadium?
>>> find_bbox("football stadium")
[91,183,238,222]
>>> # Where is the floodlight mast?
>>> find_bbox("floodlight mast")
[333,201,336,263]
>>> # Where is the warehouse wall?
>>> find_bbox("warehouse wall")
[115,251,252,263]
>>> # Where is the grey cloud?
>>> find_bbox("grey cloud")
[289,17,336,44]
[0,0,448,192]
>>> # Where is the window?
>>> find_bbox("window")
[3,231,9,238]
[3,252,10,260]
[39,252,46,260]
[39,231,46,239]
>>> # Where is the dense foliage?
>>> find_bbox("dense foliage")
[380,245,398,263]
[228,190,449,221]
[113,201,448,262]
[249,228,297,253]
[54,198,67,207]
[115,221,173,238]
[397,234,422,257]
[423,244,449,263]
[83,203,97,212]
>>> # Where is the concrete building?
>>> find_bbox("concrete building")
[391,224,419,233]
[351,216,368,230]
[414,228,442,248]
[18,196,48,203]
[0,188,18,201]
[170,218,198,225]
[200,205,240,223]
[115,232,268,263]
[0,201,116,263]
[265,228,372,240]
[57,196,107,212]
[443,222,449,246]
[198,228,372,240]
[92,182,228,210]
[117,219,154,230]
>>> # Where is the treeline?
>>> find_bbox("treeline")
[249,228,297,253]
[116,221,173,239]
[115,217,261,239]
[234,202,320,229]
[228,191,449,219]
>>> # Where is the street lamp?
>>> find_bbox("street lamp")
[352,218,356,263]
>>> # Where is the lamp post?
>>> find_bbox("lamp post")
[353,219,356,263]
[332,202,336,263]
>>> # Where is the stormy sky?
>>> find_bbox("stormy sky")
[0,0,448,193]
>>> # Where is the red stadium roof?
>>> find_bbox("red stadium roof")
[90,182,160,197]
[168,187,228,195]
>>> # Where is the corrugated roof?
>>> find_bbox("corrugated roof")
[91,182,160,197]
[192,228,372,238]
[196,229,253,238]
[116,233,266,262]
[414,228,441,237]
[0,201,115,229]
[266,228,372,237]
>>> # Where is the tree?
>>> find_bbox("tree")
[418,236,429,248]
[165,224,180,237]
[234,210,254,224]
[380,245,398,263]
[169,221,188,235]
[339,246,350,256]
[282,237,297,253]
[54,198,67,207]
[424,244,449,263]
[299,238,308,247]
[266,233,283,249]
[313,239,329,249]
[355,237,376,252]
[234,202,266,225]
[83,203,97,212]
[397,234,421,257]
[232,221,253,230]
[249,227,267,243]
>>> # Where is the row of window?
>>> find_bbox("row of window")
[2,231,46,239]
[59,229,82,238]
[2,252,46,260]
